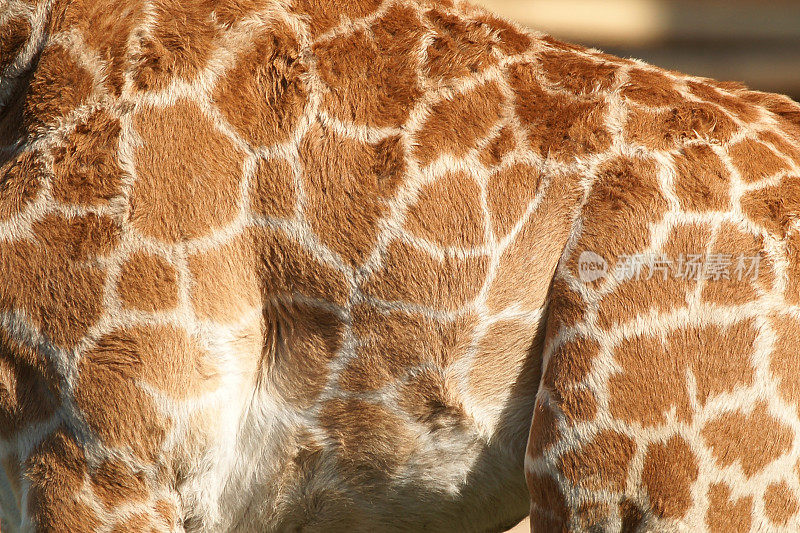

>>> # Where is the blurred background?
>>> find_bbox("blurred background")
[473,2,800,531]
[475,0,800,100]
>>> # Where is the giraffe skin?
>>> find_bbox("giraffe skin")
[0,0,800,532]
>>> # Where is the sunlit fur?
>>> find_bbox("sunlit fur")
[1,0,800,531]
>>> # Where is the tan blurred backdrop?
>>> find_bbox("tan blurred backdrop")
[472,1,800,531]
[475,0,800,99]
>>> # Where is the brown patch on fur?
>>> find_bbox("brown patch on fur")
[541,337,599,423]
[539,49,617,96]
[480,126,516,167]
[705,483,752,532]
[729,139,791,183]
[619,499,646,532]
[341,306,474,392]
[486,163,541,237]
[0,150,42,221]
[131,100,244,242]
[264,301,344,407]
[527,471,569,532]
[255,226,350,305]
[596,221,712,330]
[764,480,798,526]
[743,91,800,127]
[300,124,403,265]
[415,80,504,165]
[214,24,306,148]
[374,135,406,182]
[769,315,800,415]
[250,157,297,218]
[687,80,760,123]
[765,114,800,154]
[154,499,178,529]
[625,102,737,150]
[0,330,59,438]
[575,501,616,531]
[320,398,416,482]
[188,236,260,323]
[362,240,489,311]
[83,325,218,401]
[702,402,792,477]
[673,144,730,212]
[131,0,218,91]
[486,170,582,312]
[622,68,682,107]
[0,213,118,347]
[75,332,169,459]
[59,0,146,94]
[0,17,30,74]
[90,460,148,509]
[557,429,636,491]
[559,387,598,424]
[118,252,179,312]
[424,8,499,82]
[510,61,611,160]
[642,436,698,519]
[545,278,587,339]
[568,156,667,284]
[713,80,750,93]
[700,222,774,305]
[404,171,484,248]
[314,4,424,128]
[593,51,635,69]
[760,130,800,163]
[468,318,541,407]
[23,44,94,134]
[740,177,800,238]
[675,322,761,406]
[51,109,123,206]
[474,13,531,56]
[398,368,465,430]
[201,0,274,28]
[609,321,757,427]
[788,234,800,306]
[539,35,585,53]
[25,428,101,531]
[292,0,383,37]
[527,401,561,460]
[545,365,598,429]
[34,212,120,256]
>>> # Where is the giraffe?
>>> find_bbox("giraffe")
[2,0,800,531]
